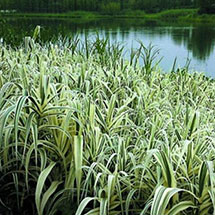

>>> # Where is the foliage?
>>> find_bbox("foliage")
[0,0,201,13]
[0,31,215,214]
[158,9,197,19]
[100,2,121,15]
[198,0,215,14]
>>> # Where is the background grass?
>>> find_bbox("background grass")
[1,9,215,23]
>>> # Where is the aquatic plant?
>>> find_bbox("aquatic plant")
[0,30,214,215]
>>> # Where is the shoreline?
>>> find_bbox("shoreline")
[1,9,215,23]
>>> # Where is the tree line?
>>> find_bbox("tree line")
[0,0,215,14]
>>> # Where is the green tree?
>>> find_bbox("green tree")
[198,0,215,13]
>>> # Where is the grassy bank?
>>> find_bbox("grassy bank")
[1,9,215,23]
[0,33,215,215]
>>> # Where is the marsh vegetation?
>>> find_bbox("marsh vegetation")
[0,33,215,214]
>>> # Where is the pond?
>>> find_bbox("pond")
[0,17,215,77]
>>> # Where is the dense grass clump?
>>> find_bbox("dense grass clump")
[0,34,215,215]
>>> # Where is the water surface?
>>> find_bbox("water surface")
[1,18,215,77]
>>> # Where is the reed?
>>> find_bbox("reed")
[0,29,214,215]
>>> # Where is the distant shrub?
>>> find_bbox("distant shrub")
[198,4,215,14]
[100,2,120,15]
[159,9,197,19]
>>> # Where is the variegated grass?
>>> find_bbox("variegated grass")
[0,28,215,215]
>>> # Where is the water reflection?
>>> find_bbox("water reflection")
[170,25,215,61]
[0,18,215,75]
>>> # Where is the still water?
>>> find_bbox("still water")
[1,18,215,77]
